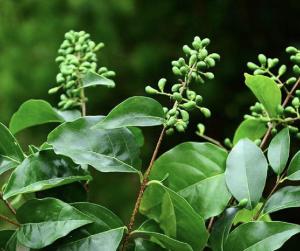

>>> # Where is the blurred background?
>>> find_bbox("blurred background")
[1,0,300,249]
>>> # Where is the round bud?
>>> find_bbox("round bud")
[180,66,188,75]
[253,69,265,75]
[201,38,210,47]
[186,90,196,100]
[197,61,207,70]
[172,66,181,76]
[258,54,267,65]
[278,65,287,76]
[183,45,191,55]
[254,139,262,146]
[291,54,300,64]
[192,40,202,50]
[178,57,186,66]
[172,92,183,102]
[292,97,300,108]
[198,48,208,60]
[166,128,174,136]
[163,107,169,114]
[205,57,215,67]
[189,54,198,66]
[286,46,298,54]
[268,58,279,68]
[182,101,196,111]
[158,78,167,92]
[224,138,232,148]
[171,83,182,92]
[285,106,296,114]
[204,72,214,80]
[195,95,203,105]
[209,53,221,61]
[238,198,248,208]
[293,65,300,76]
[48,86,60,94]
[168,108,177,116]
[271,128,277,135]
[56,73,65,83]
[145,86,158,94]
[197,123,205,135]
[247,62,259,70]
[287,77,297,85]
[180,110,189,122]
[171,60,180,67]
[175,123,185,133]
[166,117,177,127]
[200,107,211,118]
[276,105,284,114]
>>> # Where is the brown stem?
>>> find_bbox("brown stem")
[121,127,166,251]
[0,214,20,227]
[207,217,215,232]
[0,193,16,215]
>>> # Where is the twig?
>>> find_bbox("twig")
[121,127,166,251]
[0,214,20,227]
[0,193,16,215]
[207,217,215,232]
[196,133,227,150]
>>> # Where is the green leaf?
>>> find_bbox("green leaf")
[3,150,91,200]
[225,139,268,209]
[224,221,300,251]
[267,128,290,174]
[287,151,300,180]
[48,116,141,174]
[210,208,239,251]
[5,232,30,251]
[9,99,80,134]
[0,229,14,248]
[233,203,271,224]
[57,227,125,251]
[149,142,229,219]
[263,186,300,215]
[244,74,281,117]
[0,157,19,176]
[0,123,24,162]
[129,127,145,147]
[81,71,115,88]
[93,96,165,129]
[233,119,267,145]
[15,198,93,249]
[140,181,208,251]
[135,238,165,251]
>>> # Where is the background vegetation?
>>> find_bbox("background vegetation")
[1,0,300,249]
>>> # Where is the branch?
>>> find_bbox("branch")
[0,214,20,227]
[0,193,16,215]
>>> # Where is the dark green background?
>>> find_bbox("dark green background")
[1,0,300,249]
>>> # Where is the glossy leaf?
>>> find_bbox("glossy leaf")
[3,150,91,200]
[94,96,165,129]
[224,221,300,251]
[0,123,24,162]
[225,139,268,209]
[267,128,290,174]
[5,232,29,251]
[16,198,92,249]
[81,71,115,88]
[263,186,300,215]
[210,207,239,251]
[0,156,19,176]
[149,142,230,219]
[140,181,208,251]
[245,74,281,117]
[57,227,125,251]
[9,99,80,134]
[233,119,267,145]
[287,151,300,180]
[233,203,271,224]
[48,116,141,174]
[0,229,14,248]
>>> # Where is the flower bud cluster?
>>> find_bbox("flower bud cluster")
[145,36,220,135]
[49,30,115,110]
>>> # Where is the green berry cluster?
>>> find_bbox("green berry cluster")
[145,36,220,135]
[48,30,115,110]
[244,45,300,139]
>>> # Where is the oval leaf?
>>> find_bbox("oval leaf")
[149,142,230,219]
[16,198,93,249]
[140,182,208,251]
[225,139,268,209]
[81,71,115,88]
[9,99,80,134]
[267,128,290,174]
[263,186,300,215]
[48,116,141,174]
[93,96,165,129]
[233,119,267,145]
[224,221,300,251]
[245,74,281,117]
[3,150,91,200]
[287,151,300,180]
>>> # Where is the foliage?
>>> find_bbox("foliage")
[1,30,300,251]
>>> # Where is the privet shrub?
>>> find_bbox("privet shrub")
[0,30,300,251]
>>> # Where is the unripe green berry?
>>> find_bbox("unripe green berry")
[192,39,202,50]
[197,61,207,70]
[145,86,158,94]
[180,66,188,75]
[209,53,220,61]
[291,55,300,64]
[293,65,300,76]
[189,54,197,66]
[247,62,259,70]
[238,198,248,208]
[296,90,300,97]
[166,117,177,127]
[172,92,183,102]
[254,139,261,146]
[171,84,182,92]
[180,110,189,122]
[175,123,185,133]
[183,45,191,55]
[258,54,267,65]
[292,97,300,108]
[278,65,287,76]
[254,69,265,75]
[204,72,214,80]
[287,77,297,85]
[276,105,284,114]
[172,66,181,76]
[201,38,210,47]
[48,86,61,94]
[288,125,299,134]
[56,73,65,83]
[198,48,208,60]
[168,108,177,116]
[271,128,277,135]
[182,101,196,111]
[268,58,279,68]
[285,106,296,114]
[195,95,203,105]
[163,107,169,114]
[166,128,174,136]
[171,60,180,67]
[186,90,196,100]
[224,138,232,148]
[197,123,205,135]
[286,46,298,54]
[200,107,211,118]
[205,57,215,67]
[158,78,167,92]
